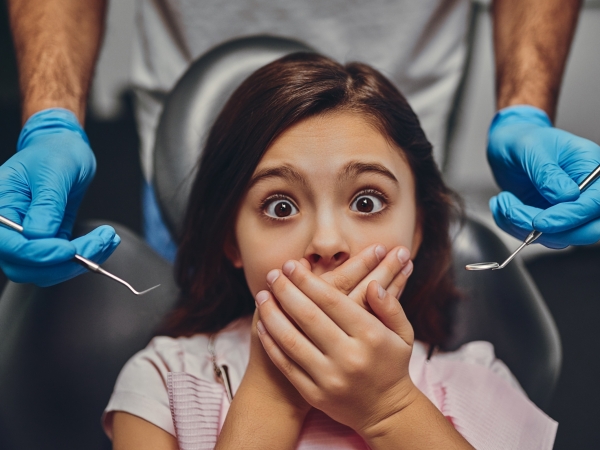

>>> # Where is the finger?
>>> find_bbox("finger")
[0,227,121,286]
[256,289,328,377]
[0,227,76,266]
[490,192,537,241]
[320,243,386,295]
[256,320,319,405]
[276,261,377,336]
[22,185,69,239]
[71,225,121,262]
[57,185,89,239]
[533,218,600,247]
[525,138,580,204]
[299,258,311,270]
[490,192,574,249]
[532,188,600,233]
[347,246,410,307]
[386,260,414,300]
[366,281,414,345]
[264,269,348,355]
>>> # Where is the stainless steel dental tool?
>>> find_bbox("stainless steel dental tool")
[0,215,160,295]
[466,163,600,271]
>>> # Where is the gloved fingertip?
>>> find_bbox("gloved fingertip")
[538,172,580,203]
[489,195,498,211]
[555,177,580,202]
[97,225,116,246]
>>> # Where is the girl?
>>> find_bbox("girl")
[103,53,557,449]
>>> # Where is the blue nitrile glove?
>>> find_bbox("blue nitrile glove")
[488,105,600,248]
[0,108,120,286]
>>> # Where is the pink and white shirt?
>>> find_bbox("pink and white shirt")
[103,315,557,449]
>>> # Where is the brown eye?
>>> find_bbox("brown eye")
[265,198,298,218]
[356,197,374,212]
[351,194,384,214]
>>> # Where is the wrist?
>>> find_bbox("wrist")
[22,97,86,126]
[359,388,472,450]
[489,104,552,134]
[357,381,421,442]
[18,107,90,152]
[238,370,311,420]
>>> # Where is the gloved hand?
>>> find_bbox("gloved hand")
[488,105,600,248]
[0,108,120,286]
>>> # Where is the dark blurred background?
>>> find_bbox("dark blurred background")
[1,0,600,448]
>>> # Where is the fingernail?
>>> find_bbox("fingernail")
[375,245,386,261]
[255,290,269,306]
[282,260,296,277]
[377,283,386,299]
[257,320,266,335]
[397,247,410,264]
[401,260,413,276]
[266,269,280,286]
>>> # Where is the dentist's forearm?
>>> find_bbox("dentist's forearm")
[8,0,107,124]
[492,0,581,121]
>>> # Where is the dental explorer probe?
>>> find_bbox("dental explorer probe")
[466,163,600,271]
[0,215,160,295]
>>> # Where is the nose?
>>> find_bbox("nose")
[304,214,350,272]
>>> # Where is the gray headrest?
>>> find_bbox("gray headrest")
[153,36,313,239]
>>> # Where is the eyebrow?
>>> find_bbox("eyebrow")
[338,161,398,185]
[248,160,398,189]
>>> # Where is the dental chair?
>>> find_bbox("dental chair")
[0,36,561,450]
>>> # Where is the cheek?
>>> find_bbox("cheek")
[236,218,307,295]
[350,204,419,255]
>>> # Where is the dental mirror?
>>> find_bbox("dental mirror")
[465,262,500,271]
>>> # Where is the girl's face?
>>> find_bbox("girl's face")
[230,112,422,296]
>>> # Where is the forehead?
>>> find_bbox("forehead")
[258,112,410,177]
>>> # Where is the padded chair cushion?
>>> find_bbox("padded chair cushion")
[447,217,561,410]
[0,221,178,450]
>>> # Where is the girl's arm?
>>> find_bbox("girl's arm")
[359,391,473,450]
[214,312,310,450]
[112,412,179,450]
[256,252,474,449]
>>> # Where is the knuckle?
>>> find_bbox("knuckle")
[295,268,311,286]
[359,255,375,274]
[321,289,340,309]
[280,331,299,353]
[343,352,368,375]
[324,375,347,397]
[363,328,384,348]
[311,391,327,410]
[333,273,354,293]
[303,306,319,325]
[278,357,295,377]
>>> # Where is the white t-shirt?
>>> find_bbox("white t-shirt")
[132,0,471,181]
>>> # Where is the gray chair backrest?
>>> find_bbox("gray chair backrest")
[154,35,313,239]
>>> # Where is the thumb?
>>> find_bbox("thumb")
[529,150,579,204]
[22,186,68,239]
[366,280,414,345]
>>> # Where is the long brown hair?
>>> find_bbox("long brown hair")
[162,53,460,345]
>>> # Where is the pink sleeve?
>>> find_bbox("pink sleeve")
[419,354,557,449]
